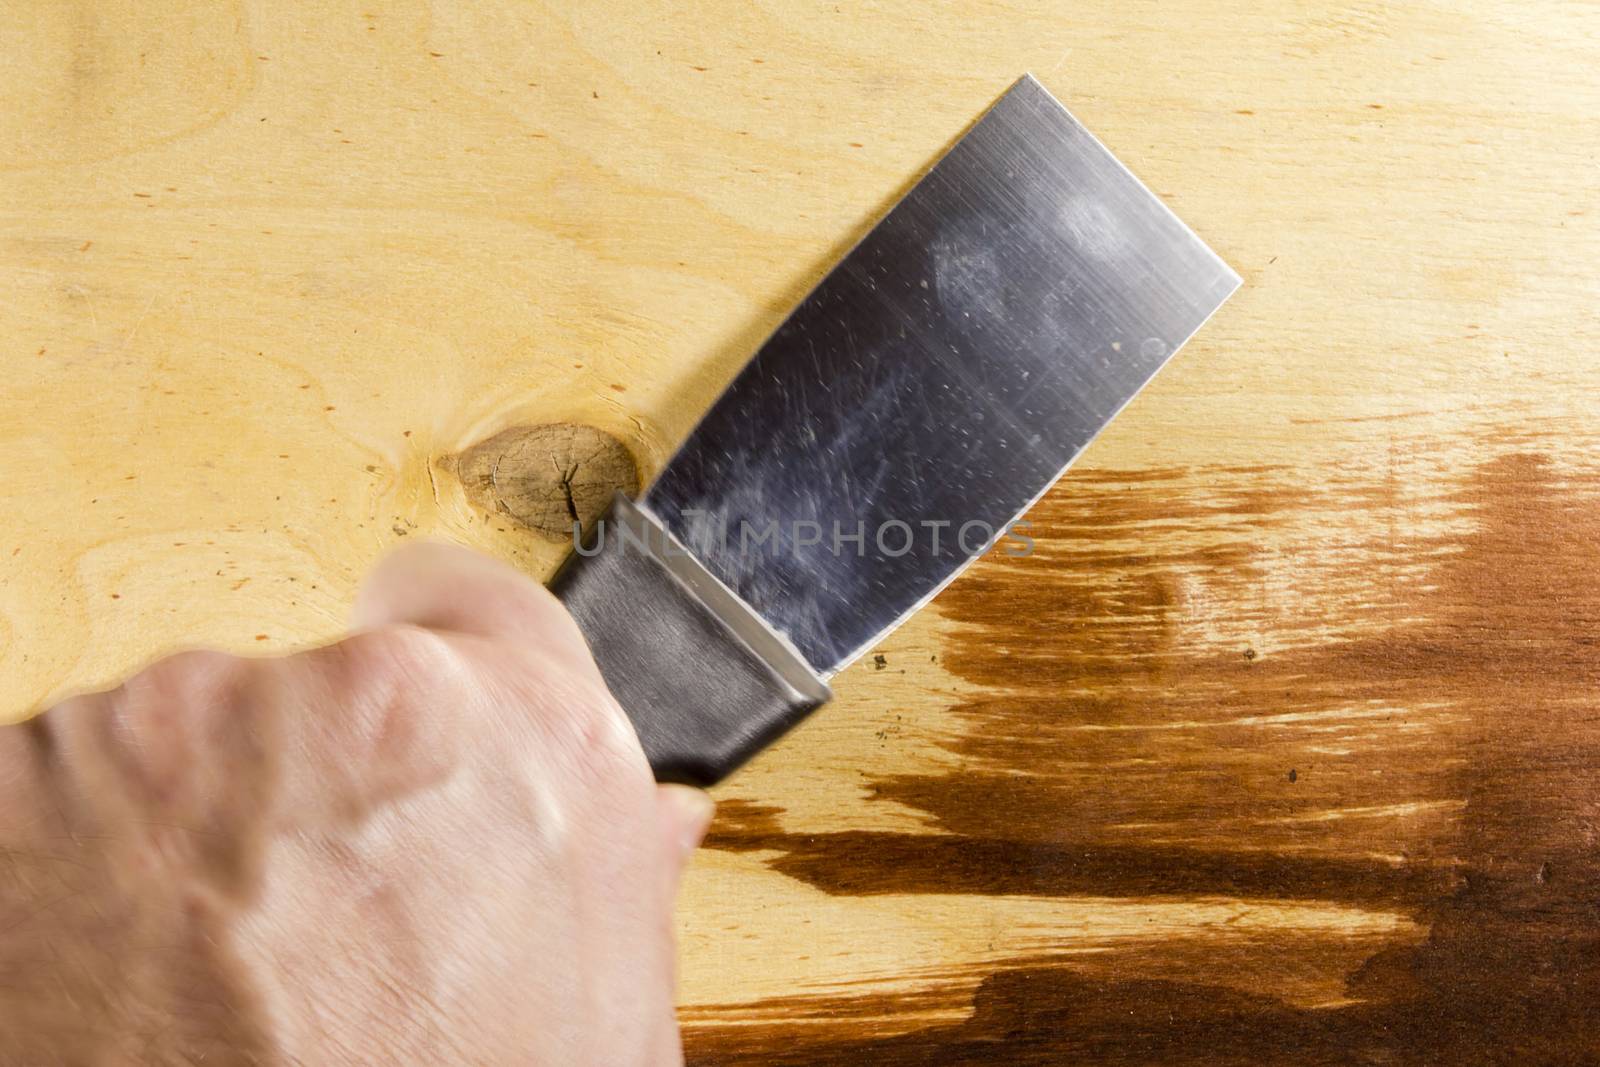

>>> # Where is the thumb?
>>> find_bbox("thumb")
[655,785,714,894]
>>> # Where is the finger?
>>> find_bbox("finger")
[353,541,590,660]
[566,778,700,1065]
[654,784,714,897]
[352,540,634,760]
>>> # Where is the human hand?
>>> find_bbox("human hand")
[0,542,712,1065]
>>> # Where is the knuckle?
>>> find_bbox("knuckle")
[121,649,250,717]
[301,625,469,785]
[327,625,466,713]
[536,674,643,780]
[102,649,257,819]
[111,649,254,755]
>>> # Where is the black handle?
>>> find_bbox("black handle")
[547,495,831,787]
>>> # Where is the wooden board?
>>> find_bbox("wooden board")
[3,1,1598,1061]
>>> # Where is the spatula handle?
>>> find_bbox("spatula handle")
[548,494,831,787]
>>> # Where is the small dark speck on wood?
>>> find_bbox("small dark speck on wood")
[873,654,888,670]
[446,423,639,542]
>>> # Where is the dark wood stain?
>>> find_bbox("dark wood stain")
[688,443,1600,1064]
[706,829,1453,908]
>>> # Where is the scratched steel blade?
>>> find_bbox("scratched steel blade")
[644,74,1239,676]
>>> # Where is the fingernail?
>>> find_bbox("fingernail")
[663,785,715,858]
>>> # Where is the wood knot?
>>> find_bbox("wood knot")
[448,423,639,541]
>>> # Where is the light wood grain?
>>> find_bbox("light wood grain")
[4,1,1598,1061]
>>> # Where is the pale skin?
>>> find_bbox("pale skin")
[0,542,713,1065]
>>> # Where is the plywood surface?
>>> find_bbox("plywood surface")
[3,1,1598,1061]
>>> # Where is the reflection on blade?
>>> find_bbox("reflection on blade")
[644,74,1240,676]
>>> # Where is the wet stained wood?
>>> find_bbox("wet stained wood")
[686,446,1600,1063]
[3,2,1599,1063]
